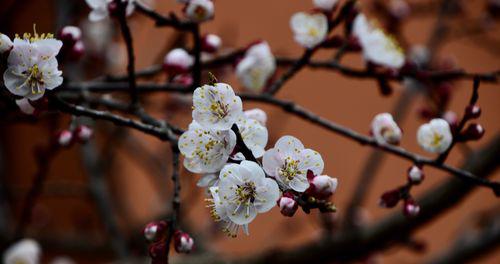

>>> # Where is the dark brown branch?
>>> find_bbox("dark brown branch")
[164,143,181,259]
[134,1,195,30]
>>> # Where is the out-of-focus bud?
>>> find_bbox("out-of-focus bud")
[442,111,458,130]
[68,40,85,61]
[144,220,168,242]
[461,123,485,141]
[403,198,420,217]
[407,165,424,185]
[59,26,82,46]
[313,0,339,12]
[163,48,194,75]
[388,0,410,20]
[173,230,194,254]
[184,0,214,23]
[201,34,222,53]
[277,192,298,217]
[379,189,401,208]
[3,239,41,264]
[172,74,194,86]
[307,175,338,200]
[56,130,73,147]
[75,125,93,143]
[465,105,481,119]
[371,113,402,145]
[15,98,36,115]
[0,33,13,54]
[107,1,120,17]
[244,108,267,126]
[148,242,168,264]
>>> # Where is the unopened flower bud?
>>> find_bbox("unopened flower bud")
[403,198,420,217]
[57,130,73,147]
[184,0,214,23]
[172,74,194,86]
[461,123,485,141]
[313,0,339,12]
[277,193,298,217]
[173,230,194,254]
[163,48,194,75]
[244,108,267,126]
[107,1,120,17]
[201,34,222,53]
[307,175,338,200]
[0,33,13,54]
[144,220,168,242]
[379,189,401,208]
[407,165,424,184]
[389,0,410,19]
[75,125,93,143]
[148,242,168,263]
[371,113,402,145]
[59,26,82,46]
[68,40,85,61]
[465,105,481,119]
[442,111,458,130]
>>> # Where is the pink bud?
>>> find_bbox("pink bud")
[201,34,222,53]
[68,40,85,61]
[75,125,93,143]
[59,26,82,46]
[461,123,485,141]
[163,48,194,75]
[172,74,194,86]
[379,189,401,208]
[57,130,73,147]
[148,242,168,263]
[403,198,420,217]
[465,105,481,119]
[388,0,410,19]
[143,221,168,242]
[173,230,194,254]
[407,165,424,185]
[307,175,338,200]
[277,193,298,217]
[442,111,458,130]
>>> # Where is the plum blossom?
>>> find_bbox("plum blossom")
[352,14,405,69]
[307,175,338,199]
[3,33,63,101]
[207,186,249,237]
[163,48,194,75]
[313,0,339,11]
[290,12,329,48]
[179,121,236,173]
[235,115,268,158]
[192,83,243,131]
[196,173,219,188]
[216,161,280,229]
[244,108,267,126]
[0,33,13,53]
[263,136,324,192]
[407,165,424,184]
[417,118,453,154]
[236,41,276,92]
[185,0,214,23]
[371,113,402,145]
[85,0,135,22]
[3,239,41,264]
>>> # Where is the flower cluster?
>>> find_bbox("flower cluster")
[1,29,63,112]
[179,81,338,237]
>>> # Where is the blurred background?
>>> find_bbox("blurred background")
[0,0,499,263]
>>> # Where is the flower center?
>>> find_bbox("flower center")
[210,100,229,119]
[194,6,207,20]
[431,132,444,147]
[236,182,256,203]
[21,64,45,94]
[308,27,319,37]
[279,157,300,182]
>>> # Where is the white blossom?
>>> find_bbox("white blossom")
[290,12,328,48]
[313,0,339,11]
[163,48,194,73]
[235,115,268,158]
[207,186,249,237]
[217,161,280,227]
[352,14,405,69]
[417,118,453,154]
[192,83,243,131]
[185,0,214,23]
[0,33,13,53]
[236,41,276,92]
[244,108,267,126]
[371,113,402,145]
[263,136,324,192]
[179,121,236,173]
[196,173,219,188]
[3,35,63,100]
[85,0,135,22]
[3,239,41,264]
